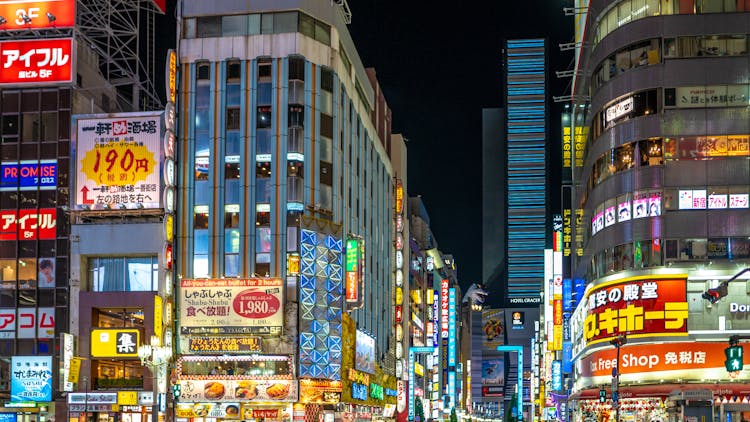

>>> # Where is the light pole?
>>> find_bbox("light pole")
[609,334,627,422]
[138,335,172,422]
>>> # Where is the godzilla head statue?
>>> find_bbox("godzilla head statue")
[462,283,489,305]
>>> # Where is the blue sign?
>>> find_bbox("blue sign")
[11,356,53,402]
[562,342,573,373]
[551,360,563,391]
[384,388,397,397]
[432,291,439,346]
[352,382,368,401]
[1,160,57,191]
[0,414,14,422]
[448,288,457,367]
[562,278,573,312]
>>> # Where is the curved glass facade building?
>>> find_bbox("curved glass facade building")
[569,0,750,420]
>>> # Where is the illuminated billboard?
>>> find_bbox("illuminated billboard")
[74,112,162,210]
[0,38,73,86]
[178,278,283,336]
[0,208,56,240]
[0,0,75,30]
[1,160,57,190]
[345,238,360,302]
[582,275,688,347]
[11,356,53,402]
[355,329,375,374]
[91,329,140,358]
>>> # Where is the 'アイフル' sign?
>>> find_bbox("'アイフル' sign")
[0,38,73,86]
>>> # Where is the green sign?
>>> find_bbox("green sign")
[725,345,743,371]
[346,239,359,272]
[370,383,383,400]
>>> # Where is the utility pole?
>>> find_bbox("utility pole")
[610,334,627,422]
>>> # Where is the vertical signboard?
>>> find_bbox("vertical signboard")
[345,238,360,303]
[440,279,449,339]
[448,288,457,367]
[73,112,163,210]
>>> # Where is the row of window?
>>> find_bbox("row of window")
[587,236,750,280]
[184,11,331,46]
[593,0,750,46]
[592,35,749,95]
[589,185,750,238]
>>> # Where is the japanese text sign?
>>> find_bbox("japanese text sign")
[187,337,261,354]
[90,329,140,358]
[0,1,75,30]
[179,278,283,336]
[441,279,449,339]
[345,238,359,302]
[1,160,57,191]
[74,112,162,210]
[11,356,53,402]
[175,379,298,403]
[583,275,688,346]
[0,307,55,339]
[0,208,56,240]
[0,38,73,86]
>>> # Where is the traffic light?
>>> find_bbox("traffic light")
[725,341,743,371]
[599,389,606,403]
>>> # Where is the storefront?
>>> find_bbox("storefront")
[0,403,55,422]
[174,402,293,422]
[67,391,154,422]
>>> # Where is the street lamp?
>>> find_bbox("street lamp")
[138,335,172,422]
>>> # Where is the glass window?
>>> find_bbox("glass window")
[256,212,270,226]
[183,18,196,38]
[260,13,274,34]
[226,131,241,156]
[225,253,239,277]
[195,209,209,229]
[197,16,222,37]
[225,229,240,253]
[195,230,209,255]
[194,255,209,278]
[274,12,298,33]
[21,113,40,142]
[256,129,272,155]
[248,14,261,35]
[258,82,272,105]
[257,106,272,128]
[88,257,157,292]
[256,176,271,204]
[288,105,304,127]
[195,180,210,205]
[256,227,271,253]
[699,0,723,12]
[288,127,303,154]
[319,136,332,162]
[314,20,331,45]
[222,15,247,36]
[227,83,241,106]
[287,176,303,202]
[289,80,304,105]
[299,13,314,38]
[227,107,241,130]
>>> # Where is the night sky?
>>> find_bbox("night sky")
[348,1,573,290]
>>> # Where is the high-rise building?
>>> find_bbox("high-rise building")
[481,108,506,305]
[569,1,750,420]
[503,38,547,307]
[175,1,397,419]
[0,1,165,421]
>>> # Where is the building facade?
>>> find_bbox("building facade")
[569,1,750,421]
[175,1,396,420]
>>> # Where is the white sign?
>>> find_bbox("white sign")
[605,96,633,123]
[0,307,55,339]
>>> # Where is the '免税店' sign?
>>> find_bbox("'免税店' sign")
[583,275,688,346]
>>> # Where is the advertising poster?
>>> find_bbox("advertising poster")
[179,278,283,335]
[633,198,649,218]
[1,160,57,191]
[618,201,631,222]
[0,208,56,240]
[0,38,73,86]
[482,309,504,349]
[481,359,504,385]
[583,275,688,347]
[0,0,76,30]
[11,356,53,402]
[74,113,162,210]
[0,307,55,339]
[176,379,298,403]
[355,330,375,374]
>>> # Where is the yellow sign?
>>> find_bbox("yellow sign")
[395,287,403,305]
[91,329,140,358]
[118,391,138,405]
[414,362,424,377]
[395,179,404,214]
[80,143,157,187]
[154,295,163,342]
[167,49,177,104]
[68,357,82,384]
[164,214,174,243]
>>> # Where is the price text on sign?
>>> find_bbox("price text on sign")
[81,143,156,186]
[0,38,73,85]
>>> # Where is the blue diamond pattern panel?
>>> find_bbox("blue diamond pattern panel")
[298,227,344,381]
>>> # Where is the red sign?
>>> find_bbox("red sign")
[583,276,688,346]
[395,305,403,323]
[0,0,75,30]
[148,0,166,13]
[0,208,56,240]
[345,271,358,302]
[441,279,449,339]
[252,409,279,419]
[0,38,73,86]
[232,289,280,319]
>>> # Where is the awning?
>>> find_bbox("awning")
[571,383,750,401]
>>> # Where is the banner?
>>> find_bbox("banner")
[179,278,283,335]
[74,113,162,210]
[0,38,73,86]
[176,379,298,403]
